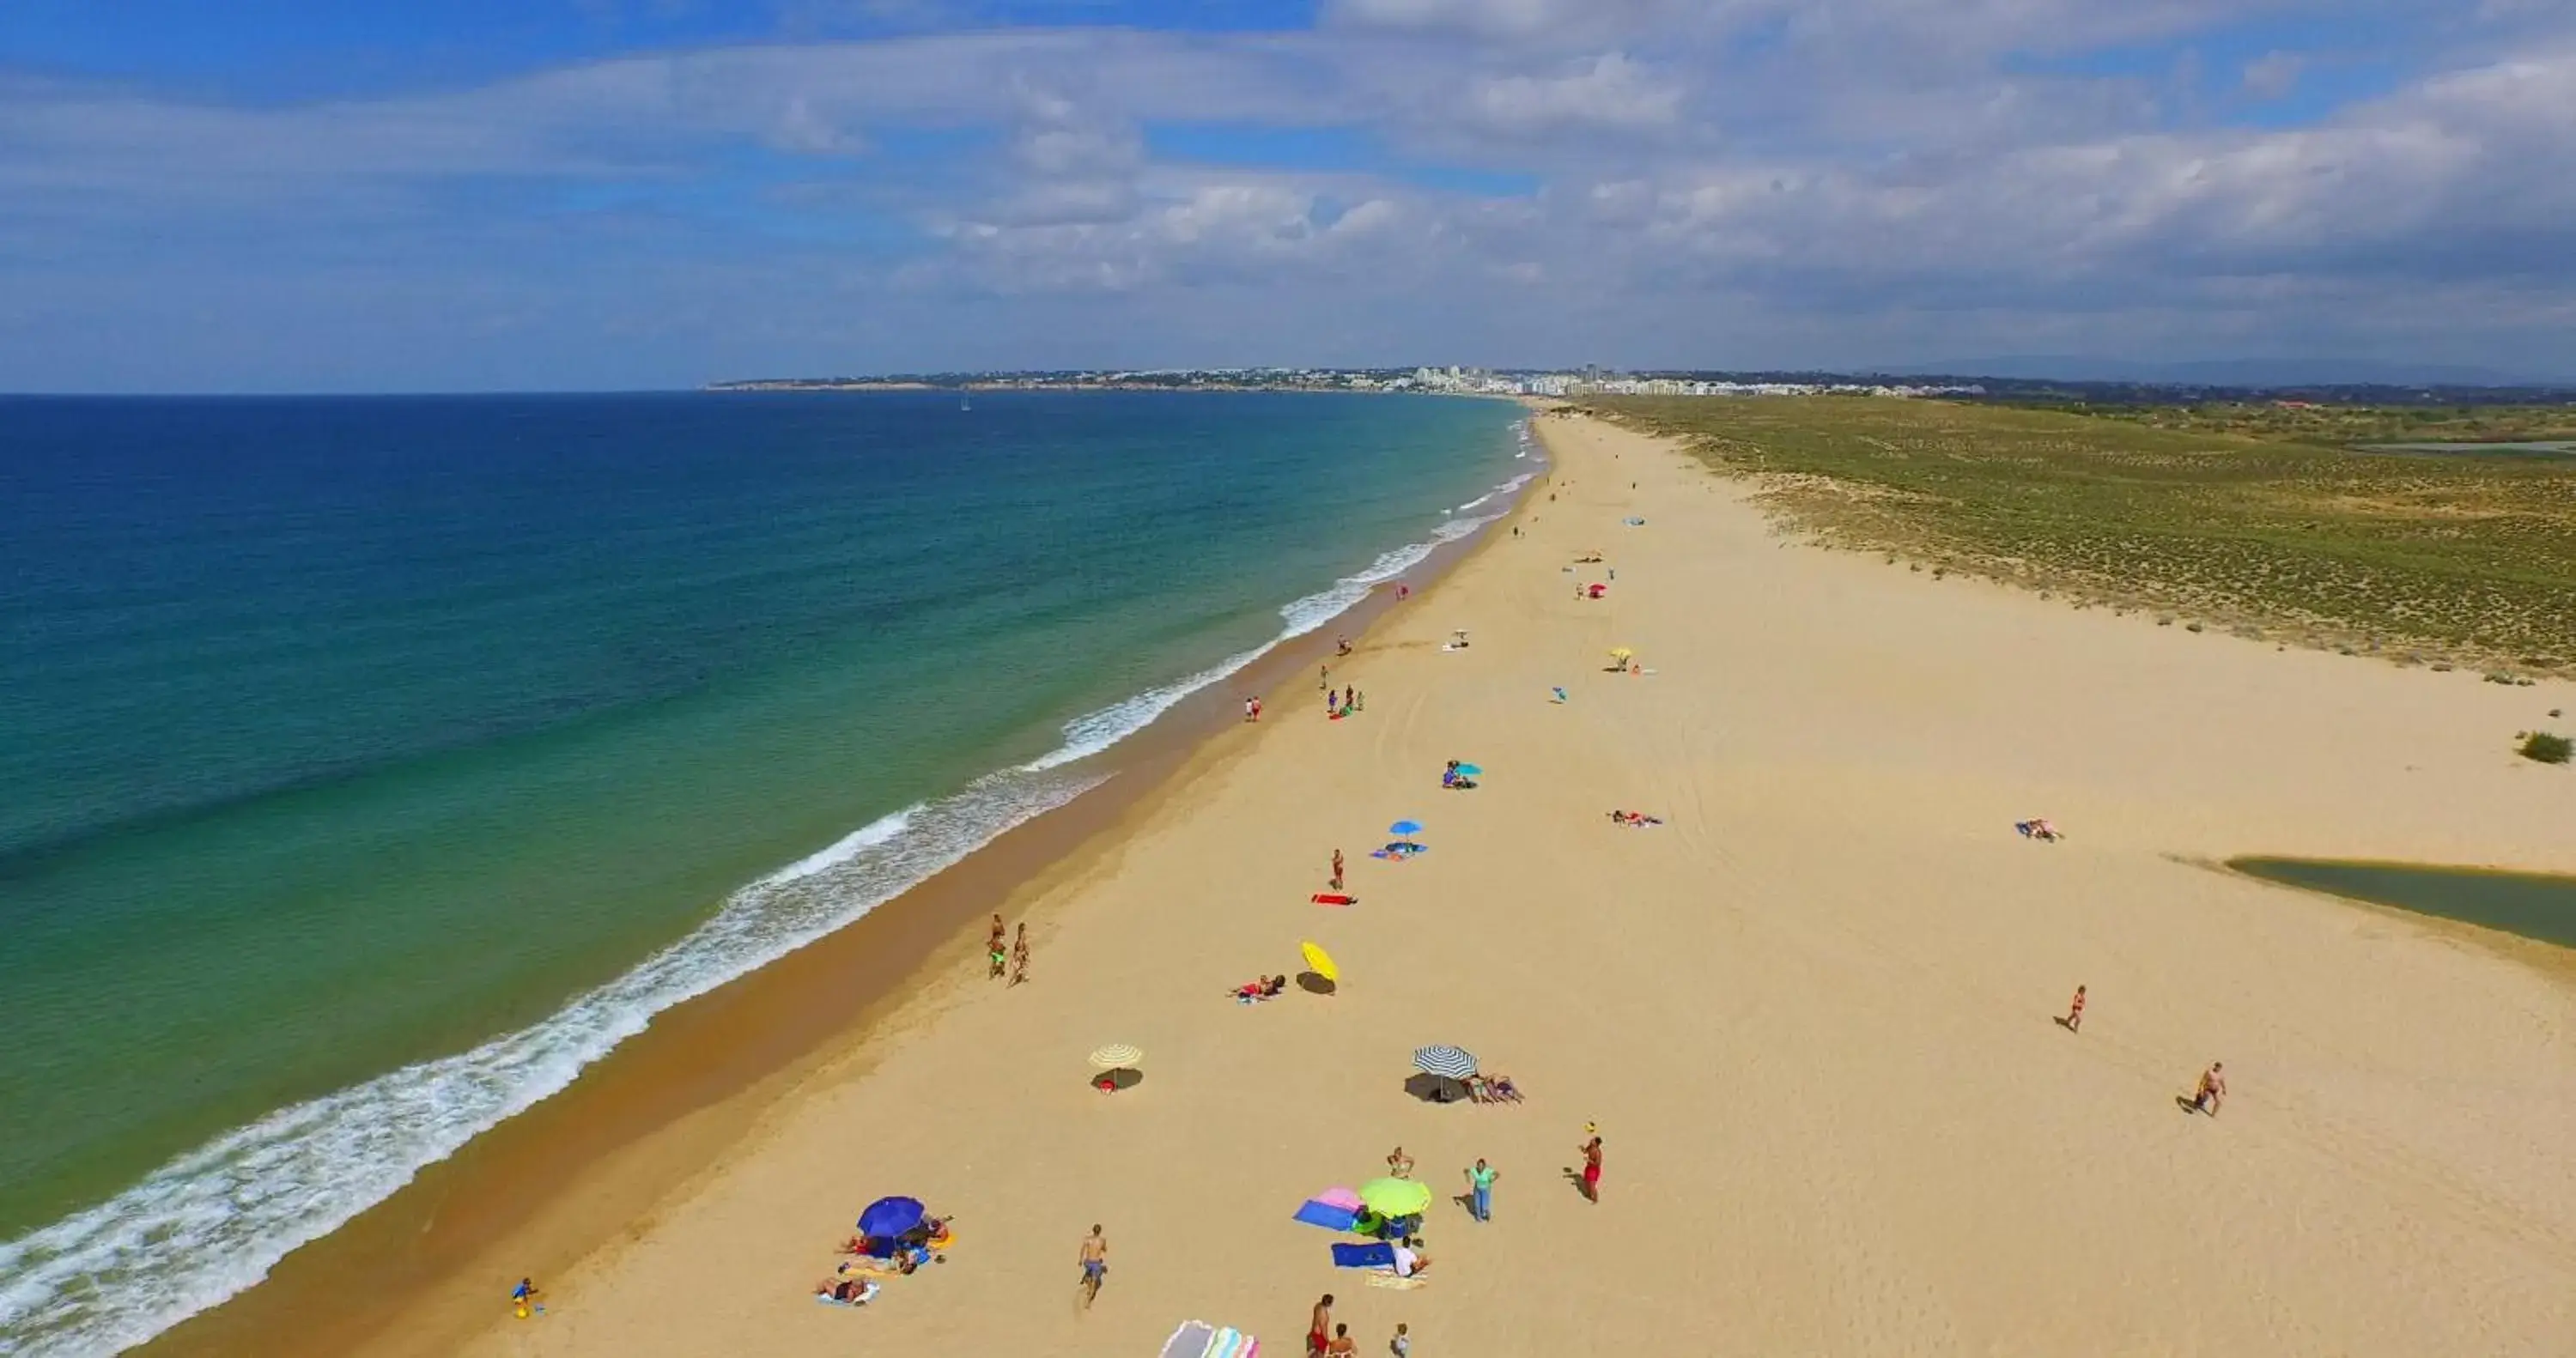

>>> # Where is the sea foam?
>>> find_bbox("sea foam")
[0,449,1539,1358]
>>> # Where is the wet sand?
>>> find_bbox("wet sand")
[180,410,2576,1356]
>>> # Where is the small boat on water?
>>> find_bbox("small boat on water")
[960,394,972,411]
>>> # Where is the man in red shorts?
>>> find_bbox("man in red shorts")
[1308,1294,1335,1356]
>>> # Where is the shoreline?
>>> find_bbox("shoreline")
[154,409,2576,1356]
[135,433,1549,1358]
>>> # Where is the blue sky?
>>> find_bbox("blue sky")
[3,0,2572,391]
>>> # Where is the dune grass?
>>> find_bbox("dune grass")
[1587,396,2576,671]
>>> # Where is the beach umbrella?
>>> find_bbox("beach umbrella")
[1412,1045,1478,1080]
[1358,1177,1432,1218]
[857,1195,927,1239]
[1088,1043,1144,1070]
[1388,819,1424,836]
[1454,764,1483,778]
[1299,940,1340,984]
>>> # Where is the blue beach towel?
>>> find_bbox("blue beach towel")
[1332,1242,1397,1270]
[1293,1200,1361,1232]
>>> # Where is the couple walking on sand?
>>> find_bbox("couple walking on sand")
[2057,985,2228,1116]
[987,914,1030,985]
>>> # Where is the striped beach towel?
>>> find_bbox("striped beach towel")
[1160,1321,1259,1358]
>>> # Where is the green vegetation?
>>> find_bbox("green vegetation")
[2520,732,2573,765]
[2027,403,2576,447]
[1589,396,2576,670]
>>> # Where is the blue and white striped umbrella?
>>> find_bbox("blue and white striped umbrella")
[1411,1045,1478,1080]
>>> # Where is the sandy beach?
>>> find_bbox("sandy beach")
[390,410,2573,1356]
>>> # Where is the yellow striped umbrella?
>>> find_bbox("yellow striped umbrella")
[1087,1043,1143,1070]
[1298,941,1340,984]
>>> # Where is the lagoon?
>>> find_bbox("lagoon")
[2230,858,2576,951]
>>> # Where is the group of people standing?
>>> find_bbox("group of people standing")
[987,913,1030,986]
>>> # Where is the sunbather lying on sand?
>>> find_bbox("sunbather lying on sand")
[1232,975,1288,1002]
[814,1276,878,1304]
[2015,818,2063,841]
[1606,809,1663,826]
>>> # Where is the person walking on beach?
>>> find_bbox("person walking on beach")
[1389,1322,1411,1356]
[1330,849,1345,891]
[1078,1225,1109,1307]
[1387,1145,1414,1179]
[1245,696,1258,721]
[1577,1129,1603,1203]
[1010,923,1030,987]
[1309,1294,1336,1357]
[1466,1158,1497,1222]
[2063,985,2087,1033]
[2192,1062,2227,1116]
[1321,664,1330,693]
[988,913,1007,980]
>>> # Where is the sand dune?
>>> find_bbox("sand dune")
[447,411,2576,1358]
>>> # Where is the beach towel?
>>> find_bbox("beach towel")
[1364,1274,1429,1292]
[1161,1322,1260,1358]
[1162,1321,1217,1358]
[815,1280,881,1307]
[1293,1200,1361,1232]
[1332,1242,1397,1270]
[1310,894,1356,906]
[1315,1185,1364,1210]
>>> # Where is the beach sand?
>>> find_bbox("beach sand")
[403,411,2573,1356]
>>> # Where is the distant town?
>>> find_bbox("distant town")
[708,366,1983,398]
[708,366,2576,406]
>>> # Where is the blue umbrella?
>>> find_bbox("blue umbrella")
[1388,820,1424,836]
[858,1196,927,1239]
[1455,764,1483,778]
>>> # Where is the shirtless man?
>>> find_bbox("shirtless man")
[1326,1323,1358,1356]
[1330,849,1345,891]
[1010,923,1031,986]
[1077,1225,1109,1306]
[2193,1062,2227,1116]
[1309,1294,1336,1357]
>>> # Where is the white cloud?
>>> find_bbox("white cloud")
[1464,53,1685,135]
[2,9,2573,386]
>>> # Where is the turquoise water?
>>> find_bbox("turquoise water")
[2232,858,2576,950]
[0,391,1532,1354]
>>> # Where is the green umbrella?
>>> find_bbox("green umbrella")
[1358,1177,1432,1218]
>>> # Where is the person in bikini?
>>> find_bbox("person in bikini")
[987,913,1007,979]
[2063,985,2087,1033]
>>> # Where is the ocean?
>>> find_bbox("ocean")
[0,390,1533,1355]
